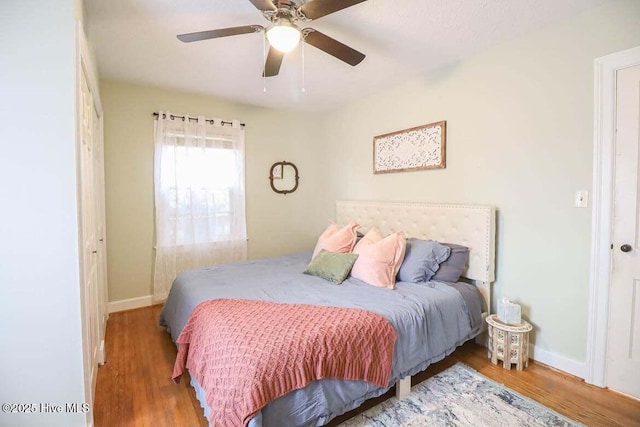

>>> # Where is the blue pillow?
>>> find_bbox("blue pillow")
[397,238,451,284]
[432,243,469,283]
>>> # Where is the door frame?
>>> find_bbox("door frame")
[587,45,640,387]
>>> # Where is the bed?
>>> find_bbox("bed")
[160,200,496,426]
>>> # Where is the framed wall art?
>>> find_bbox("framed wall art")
[373,120,446,174]
[269,161,299,195]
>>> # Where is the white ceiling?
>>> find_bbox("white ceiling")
[86,0,607,112]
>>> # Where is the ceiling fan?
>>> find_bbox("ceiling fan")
[177,0,368,77]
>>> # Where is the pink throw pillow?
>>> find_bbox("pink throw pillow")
[351,227,407,289]
[312,221,360,259]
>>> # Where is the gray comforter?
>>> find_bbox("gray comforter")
[159,251,483,426]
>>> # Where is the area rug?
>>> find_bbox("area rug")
[340,363,582,427]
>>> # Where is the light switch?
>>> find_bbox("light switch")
[575,190,589,208]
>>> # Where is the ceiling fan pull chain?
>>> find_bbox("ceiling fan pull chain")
[263,34,267,93]
[301,39,306,93]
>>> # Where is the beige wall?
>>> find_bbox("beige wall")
[102,81,325,302]
[319,0,640,362]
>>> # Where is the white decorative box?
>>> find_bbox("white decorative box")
[498,298,522,325]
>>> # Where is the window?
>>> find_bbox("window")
[153,112,247,300]
[160,141,240,245]
[154,118,246,249]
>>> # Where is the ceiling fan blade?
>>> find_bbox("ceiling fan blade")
[248,0,277,11]
[263,47,285,77]
[177,25,263,43]
[299,0,367,20]
[303,29,365,66]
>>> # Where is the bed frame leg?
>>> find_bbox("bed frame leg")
[395,376,411,399]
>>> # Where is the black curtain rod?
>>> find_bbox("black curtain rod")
[153,112,245,128]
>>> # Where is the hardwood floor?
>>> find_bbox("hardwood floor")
[94,305,640,426]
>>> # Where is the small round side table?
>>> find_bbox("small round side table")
[486,314,533,371]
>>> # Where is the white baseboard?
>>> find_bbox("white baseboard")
[107,295,153,313]
[529,344,586,379]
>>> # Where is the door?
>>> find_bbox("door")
[80,66,100,397]
[93,105,108,365]
[606,64,640,398]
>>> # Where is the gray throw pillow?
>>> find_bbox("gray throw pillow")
[432,243,469,283]
[397,238,451,284]
[303,250,359,284]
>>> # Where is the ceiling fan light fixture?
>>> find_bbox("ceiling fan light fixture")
[266,18,301,53]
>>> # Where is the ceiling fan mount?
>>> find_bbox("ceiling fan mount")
[176,0,367,77]
[260,1,303,21]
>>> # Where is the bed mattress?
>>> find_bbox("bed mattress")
[159,251,483,426]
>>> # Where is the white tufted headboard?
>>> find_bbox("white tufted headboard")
[336,200,496,312]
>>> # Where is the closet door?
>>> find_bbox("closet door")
[93,103,108,364]
[76,22,107,421]
[79,67,100,396]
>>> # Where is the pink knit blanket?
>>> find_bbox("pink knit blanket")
[172,298,397,427]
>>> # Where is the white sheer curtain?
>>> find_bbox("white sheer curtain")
[153,111,247,302]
